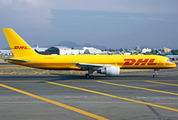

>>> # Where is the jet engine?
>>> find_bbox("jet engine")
[97,65,120,76]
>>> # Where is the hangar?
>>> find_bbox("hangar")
[45,46,83,55]
[84,49,102,54]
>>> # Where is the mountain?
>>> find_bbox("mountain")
[55,41,82,48]
[55,41,108,50]
[83,43,108,50]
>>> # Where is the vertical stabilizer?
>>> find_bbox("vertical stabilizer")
[2,28,39,57]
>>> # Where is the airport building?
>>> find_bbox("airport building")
[32,45,48,55]
[142,48,152,53]
[45,46,102,55]
[0,46,103,56]
[45,46,82,55]
[0,50,13,56]
[163,47,171,53]
[83,49,102,54]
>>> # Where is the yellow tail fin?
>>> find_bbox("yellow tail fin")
[2,28,39,57]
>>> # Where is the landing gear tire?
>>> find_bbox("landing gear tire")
[85,74,90,79]
[153,75,157,78]
[90,75,94,79]
[85,74,94,79]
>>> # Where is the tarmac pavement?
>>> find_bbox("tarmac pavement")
[0,67,178,120]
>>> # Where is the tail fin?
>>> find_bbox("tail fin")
[2,28,39,57]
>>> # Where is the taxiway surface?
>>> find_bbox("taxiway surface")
[0,68,178,120]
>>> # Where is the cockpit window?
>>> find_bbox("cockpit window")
[167,60,172,62]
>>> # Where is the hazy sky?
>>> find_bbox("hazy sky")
[0,0,178,49]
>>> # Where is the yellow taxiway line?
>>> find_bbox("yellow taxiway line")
[0,83,109,120]
[97,81,178,96]
[146,81,178,86]
[46,81,178,112]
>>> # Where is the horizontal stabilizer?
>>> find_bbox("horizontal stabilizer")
[5,59,29,63]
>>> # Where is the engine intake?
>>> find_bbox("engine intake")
[97,65,120,76]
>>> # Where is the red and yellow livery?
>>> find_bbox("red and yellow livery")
[2,28,176,78]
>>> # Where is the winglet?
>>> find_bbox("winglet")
[2,28,39,57]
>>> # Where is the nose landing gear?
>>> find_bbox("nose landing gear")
[153,69,160,78]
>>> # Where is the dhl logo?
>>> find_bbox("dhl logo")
[123,59,157,66]
[12,46,30,49]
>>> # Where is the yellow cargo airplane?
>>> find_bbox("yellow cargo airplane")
[2,28,177,78]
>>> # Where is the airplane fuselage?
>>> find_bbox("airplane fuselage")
[6,55,176,70]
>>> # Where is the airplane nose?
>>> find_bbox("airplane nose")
[173,62,177,68]
[165,62,177,68]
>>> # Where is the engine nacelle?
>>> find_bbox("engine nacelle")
[97,65,120,76]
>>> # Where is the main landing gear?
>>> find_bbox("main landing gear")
[153,69,160,78]
[85,69,95,79]
[85,74,94,79]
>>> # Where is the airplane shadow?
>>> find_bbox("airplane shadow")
[41,74,155,82]
[0,74,161,82]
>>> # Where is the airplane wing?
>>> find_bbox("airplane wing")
[5,58,29,63]
[75,63,105,70]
